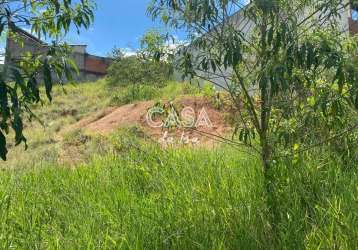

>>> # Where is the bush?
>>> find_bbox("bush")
[1,143,358,249]
[110,82,206,106]
[110,85,160,106]
[107,56,173,87]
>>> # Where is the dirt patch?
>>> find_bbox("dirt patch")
[85,101,154,134]
[60,107,117,137]
[69,97,233,146]
[139,97,232,146]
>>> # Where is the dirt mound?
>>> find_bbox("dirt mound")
[70,97,232,146]
[85,101,154,134]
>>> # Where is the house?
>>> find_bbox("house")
[5,25,113,82]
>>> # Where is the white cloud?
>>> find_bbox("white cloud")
[122,47,137,57]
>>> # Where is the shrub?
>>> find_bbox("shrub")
[110,85,160,106]
[107,56,173,87]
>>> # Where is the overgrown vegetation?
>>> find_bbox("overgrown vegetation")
[110,81,203,105]
[0,128,357,249]
[0,78,356,248]
[0,80,209,168]
[148,0,358,239]
[107,29,174,88]
[0,0,95,160]
[107,56,173,87]
[0,0,358,248]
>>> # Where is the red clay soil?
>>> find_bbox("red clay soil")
[71,96,232,146]
[85,101,154,134]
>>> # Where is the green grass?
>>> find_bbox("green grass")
[0,79,112,167]
[0,138,357,249]
[1,79,357,249]
[109,81,205,106]
[0,80,209,168]
[0,142,267,249]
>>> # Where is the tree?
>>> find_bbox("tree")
[108,47,125,61]
[139,29,167,60]
[107,29,173,88]
[148,0,358,169]
[148,0,358,233]
[0,0,95,160]
[107,55,172,87]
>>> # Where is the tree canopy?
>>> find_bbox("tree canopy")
[0,0,95,160]
[148,0,358,170]
[147,0,358,237]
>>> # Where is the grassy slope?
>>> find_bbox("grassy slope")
[0,80,204,168]
[0,146,267,249]
[0,80,357,249]
[0,80,111,169]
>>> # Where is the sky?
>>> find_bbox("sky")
[3,0,353,58]
[63,0,184,57]
[0,0,172,58]
[2,0,248,58]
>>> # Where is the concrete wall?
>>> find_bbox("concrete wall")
[5,26,47,64]
[84,54,113,75]
[5,26,112,83]
[70,45,87,54]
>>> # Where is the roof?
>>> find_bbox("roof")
[9,24,46,45]
[9,25,93,48]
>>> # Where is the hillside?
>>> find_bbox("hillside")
[0,80,357,249]
[0,80,234,168]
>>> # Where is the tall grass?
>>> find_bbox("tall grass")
[0,138,357,249]
[1,80,357,249]
[109,81,204,106]
[0,80,214,168]
[0,145,269,249]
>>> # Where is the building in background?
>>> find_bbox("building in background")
[5,25,113,82]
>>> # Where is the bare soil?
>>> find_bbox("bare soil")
[69,96,232,146]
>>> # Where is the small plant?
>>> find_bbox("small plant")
[202,83,224,110]
[110,126,148,153]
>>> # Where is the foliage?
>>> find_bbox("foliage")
[0,79,357,248]
[110,84,160,105]
[148,0,358,171]
[109,80,207,106]
[148,0,358,239]
[160,81,202,98]
[0,0,95,160]
[107,28,176,88]
[0,138,358,248]
[0,80,203,167]
[139,29,167,60]
[106,56,173,87]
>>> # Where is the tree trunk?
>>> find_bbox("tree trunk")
[261,135,280,245]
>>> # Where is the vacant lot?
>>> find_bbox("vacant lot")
[0,80,357,249]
